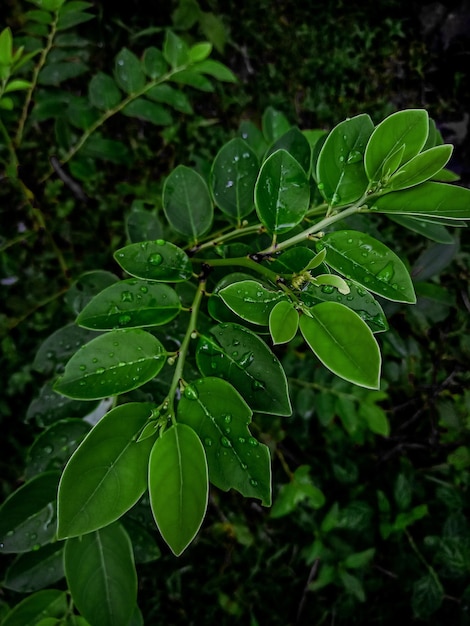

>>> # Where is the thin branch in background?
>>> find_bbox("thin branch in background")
[50,156,88,202]
[296,559,319,624]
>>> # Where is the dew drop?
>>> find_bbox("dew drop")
[223,414,232,424]
[251,380,264,391]
[96,367,105,374]
[321,285,334,294]
[121,290,134,302]
[241,462,248,470]
[248,437,259,447]
[238,437,246,444]
[249,479,258,487]
[184,385,199,400]
[79,364,86,371]
[238,351,254,368]
[43,445,53,455]
[118,314,131,325]
[376,262,394,283]
[220,436,232,448]
[347,150,362,164]
[204,437,213,447]
[156,239,165,246]
[140,285,148,294]
[148,253,163,266]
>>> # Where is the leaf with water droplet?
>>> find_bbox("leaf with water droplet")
[114,240,192,282]
[3,542,65,592]
[114,48,146,94]
[210,137,259,221]
[316,230,416,303]
[54,329,167,400]
[219,279,288,325]
[0,471,61,554]
[76,279,182,330]
[196,323,292,416]
[33,324,100,376]
[316,114,373,206]
[177,377,271,505]
[255,149,310,234]
[57,403,155,538]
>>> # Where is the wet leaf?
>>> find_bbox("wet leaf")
[219,279,287,325]
[114,48,145,94]
[114,239,192,282]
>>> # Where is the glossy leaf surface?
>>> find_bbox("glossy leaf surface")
[77,279,181,330]
[1,590,67,626]
[364,109,429,183]
[163,165,213,239]
[57,403,155,538]
[316,114,373,205]
[196,323,292,416]
[178,378,271,505]
[388,214,454,244]
[255,149,310,234]
[3,544,64,592]
[385,144,453,191]
[114,239,192,282]
[54,329,166,400]
[0,471,60,554]
[262,106,291,144]
[148,423,208,556]
[267,126,312,174]
[269,300,299,344]
[300,302,381,389]
[64,523,137,626]
[372,182,470,220]
[210,138,259,220]
[219,279,287,325]
[317,230,416,303]
[33,323,99,376]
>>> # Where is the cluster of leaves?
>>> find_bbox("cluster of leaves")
[1,96,470,624]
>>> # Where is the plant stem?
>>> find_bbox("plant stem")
[166,279,206,424]
[15,11,59,148]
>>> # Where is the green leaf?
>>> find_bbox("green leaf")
[1,590,67,626]
[343,548,375,569]
[219,279,288,325]
[0,471,60,554]
[210,138,259,221]
[142,46,168,79]
[269,300,299,344]
[170,68,214,91]
[199,12,227,53]
[114,48,146,94]
[66,96,100,130]
[64,523,137,626]
[255,149,310,235]
[76,279,181,330]
[196,323,292,416]
[163,30,189,67]
[339,570,366,602]
[239,120,268,161]
[194,59,237,82]
[412,575,443,620]
[271,465,325,518]
[262,106,292,144]
[385,144,453,191]
[25,418,90,479]
[38,61,88,86]
[33,323,99,376]
[388,214,454,244]
[26,383,99,428]
[81,135,129,163]
[57,10,94,31]
[148,423,208,555]
[0,27,13,65]
[126,206,163,242]
[146,83,193,113]
[316,114,374,205]
[364,109,429,183]
[177,378,271,505]
[114,239,193,282]
[122,98,173,126]
[4,543,64,592]
[57,403,155,538]
[189,42,212,62]
[163,165,213,239]
[267,126,312,175]
[54,329,166,400]
[359,403,390,436]
[317,230,416,304]
[4,79,33,93]
[88,72,121,111]
[300,302,381,389]
[371,182,470,220]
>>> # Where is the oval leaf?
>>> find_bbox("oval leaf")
[122,98,173,126]
[210,138,259,221]
[114,48,146,94]
[316,114,374,205]
[196,323,292,416]
[300,302,381,389]
[371,182,470,220]
[57,403,155,538]
[1,590,67,626]
[77,279,181,330]
[64,523,137,626]
[219,279,288,325]
[269,300,299,344]
[114,239,192,282]
[148,423,208,556]
[88,72,121,111]
[267,126,312,174]
[255,149,310,234]
[163,165,213,239]
[178,378,271,505]
[0,472,60,554]
[3,543,64,593]
[364,109,429,183]
[317,230,416,303]
[54,329,166,400]
[386,144,453,191]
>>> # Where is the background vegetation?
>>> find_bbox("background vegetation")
[1,0,470,624]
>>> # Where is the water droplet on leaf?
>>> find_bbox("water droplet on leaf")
[184,385,199,400]
[148,253,163,266]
